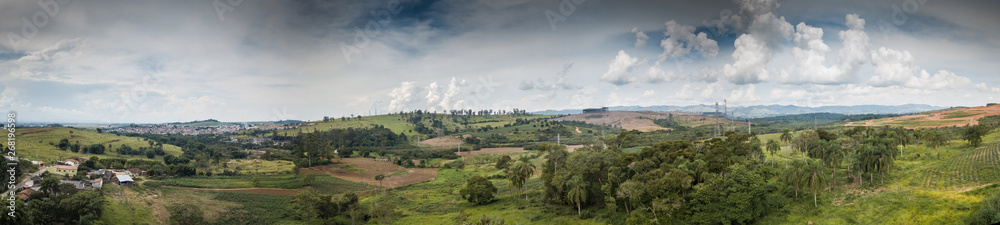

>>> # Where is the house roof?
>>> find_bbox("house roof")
[115,175,133,182]
[56,165,78,170]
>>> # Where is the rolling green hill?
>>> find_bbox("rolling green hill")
[274,113,555,138]
[18,127,183,163]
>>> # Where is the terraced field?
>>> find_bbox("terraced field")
[919,141,1000,188]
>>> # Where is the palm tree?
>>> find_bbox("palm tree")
[508,158,535,200]
[802,159,828,207]
[766,139,781,166]
[782,160,805,198]
[780,129,793,147]
[565,175,587,217]
[821,141,844,188]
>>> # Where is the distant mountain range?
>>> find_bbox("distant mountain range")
[533,104,949,118]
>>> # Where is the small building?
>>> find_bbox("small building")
[91,178,103,189]
[59,180,86,190]
[17,189,35,201]
[113,175,134,186]
[582,107,609,114]
[50,165,78,176]
[102,171,116,184]
[64,158,80,166]
[127,168,146,177]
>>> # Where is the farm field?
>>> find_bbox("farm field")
[365,153,607,225]
[300,157,438,188]
[211,159,296,174]
[17,127,183,162]
[456,147,527,157]
[146,173,373,195]
[100,183,297,224]
[548,111,733,132]
[846,104,1000,129]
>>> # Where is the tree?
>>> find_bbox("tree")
[964,125,989,147]
[291,190,321,222]
[40,176,60,195]
[62,191,107,224]
[780,129,793,145]
[782,160,804,198]
[766,139,781,164]
[59,183,79,195]
[58,138,70,150]
[802,159,827,207]
[507,158,535,199]
[375,174,386,188]
[303,173,316,186]
[495,155,511,170]
[167,203,206,225]
[927,130,949,159]
[460,175,497,205]
[565,175,588,217]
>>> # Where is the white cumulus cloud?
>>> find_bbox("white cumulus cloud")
[600,50,640,86]
[723,34,770,84]
[659,20,719,60]
[631,27,649,48]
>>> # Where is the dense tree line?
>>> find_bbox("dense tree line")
[291,126,409,168]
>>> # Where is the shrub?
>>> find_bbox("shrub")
[460,175,497,205]
[966,192,1000,225]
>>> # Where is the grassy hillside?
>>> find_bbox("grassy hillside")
[275,114,554,138]
[18,127,183,162]
[756,128,1000,224]
[365,153,606,225]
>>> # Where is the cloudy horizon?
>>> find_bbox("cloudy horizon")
[1,0,999,123]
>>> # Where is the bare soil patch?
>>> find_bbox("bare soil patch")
[301,157,437,188]
[846,105,1000,129]
[456,147,527,157]
[420,136,464,147]
[565,145,584,152]
[548,111,739,132]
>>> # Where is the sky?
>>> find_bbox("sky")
[1,0,999,123]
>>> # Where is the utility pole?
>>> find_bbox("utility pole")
[557,133,561,146]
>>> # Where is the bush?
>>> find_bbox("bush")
[460,175,497,205]
[167,203,205,225]
[966,192,1000,225]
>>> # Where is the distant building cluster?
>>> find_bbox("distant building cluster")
[107,124,242,135]
[108,123,300,136]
